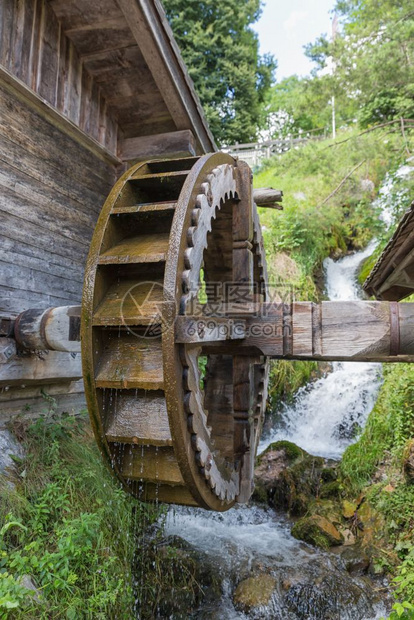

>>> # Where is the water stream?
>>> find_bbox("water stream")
[259,240,383,460]
[163,242,388,618]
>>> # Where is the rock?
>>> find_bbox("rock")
[0,430,24,486]
[255,441,329,516]
[291,515,344,549]
[382,484,395,493]
[339,528,356,546]
[233,574,276,612]
[340,547,370,575]
[19,575,41,603]
[342,500,357,519]
[403,439,414,482]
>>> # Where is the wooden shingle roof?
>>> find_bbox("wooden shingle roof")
[364,201,414,300]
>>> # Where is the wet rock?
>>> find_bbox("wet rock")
[291,515,344,549]
[340,547,370,575]
[233,574,276,612]
[403,439,414,482]
[255,441,333,516]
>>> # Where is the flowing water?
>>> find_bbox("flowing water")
[259,239,383,460]
[163,242,388,619]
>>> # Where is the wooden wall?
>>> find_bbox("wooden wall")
[0,80,116,315]
[0,0,118,153]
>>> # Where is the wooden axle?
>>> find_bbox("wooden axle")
[13,306,81,353]
[175,301,414,362]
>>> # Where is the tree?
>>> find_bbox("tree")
[162,0,276,145]
[305,0,414,128]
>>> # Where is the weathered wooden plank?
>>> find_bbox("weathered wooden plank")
[99,233,170,265]
[92,278,165,326]
[292,302,313,357]
[9,0,32,82]
[37,1,60,104]
[116,445,183,485]
[0,210,89,268]
[139,483,198,505]
[0,287,78,315]
[0,82,115,192]
[95,332,164,390]
[120,130,196,162]
[0,66,120,165]
[0,186,91,249]
[0,259,82,301]
[0,0,14,71]
[104,391,172,446]
[112,201,176,215]
[0,161,99,236]
[49,0,123,32]
[175,317,246,344]
[0,379,85,422]
[64,17,136,57]
[0,350,82,385]
[115,0,215,152]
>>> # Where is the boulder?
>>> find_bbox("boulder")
[233,574,276,612]
[291,515,344,549]
[254,441,336,516]
[340,547,370,575]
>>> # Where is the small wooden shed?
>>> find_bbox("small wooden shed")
[0,0,215,420]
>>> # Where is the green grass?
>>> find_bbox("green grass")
[341,364,414,492]
[0,412,207,619]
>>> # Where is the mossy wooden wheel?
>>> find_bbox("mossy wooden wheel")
[82,153,269,511]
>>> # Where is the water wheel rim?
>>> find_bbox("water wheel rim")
[81,153,269,511]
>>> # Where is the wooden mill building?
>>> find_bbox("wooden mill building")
[0,0,216,420]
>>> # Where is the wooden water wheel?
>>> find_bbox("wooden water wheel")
[82,153,270,511]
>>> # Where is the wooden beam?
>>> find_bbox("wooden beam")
[119,130,196,163]
[0,351,82,386]
[14,306,81,353]
[177,301,414,362]
[253,188,283,210]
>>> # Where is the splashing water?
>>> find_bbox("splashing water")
[259,240,383,459]
[161,241,389,618]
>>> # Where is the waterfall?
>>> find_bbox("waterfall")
[259,239,383,460]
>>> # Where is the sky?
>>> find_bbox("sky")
[253,0,337,80]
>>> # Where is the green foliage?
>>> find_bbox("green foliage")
[162,0,276,145]
[0,414,160,619]
[268,360,321,403]
[341,364,414,491]
[305,0,414,128]
[255,128,402,279]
